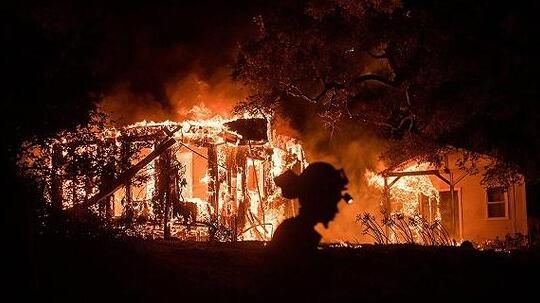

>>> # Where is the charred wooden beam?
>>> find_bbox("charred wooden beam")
[156,148,177,239]
[121,141,133,221]
[100,168,115,218]
[236,148,248,235]
[384,170,441,177]
[207,145,219,228]
[388,176,402,188]
[383,169,452,186]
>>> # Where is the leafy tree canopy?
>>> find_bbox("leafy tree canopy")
[235,0,540,181]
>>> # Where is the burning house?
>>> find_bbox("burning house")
[365,150,528,245]
[21,111,529,246]
[22,115,306,241]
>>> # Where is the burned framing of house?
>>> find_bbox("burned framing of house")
[21,116,306,242]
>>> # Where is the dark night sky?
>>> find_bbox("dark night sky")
[4,0,271,148]
[8,1,264,100]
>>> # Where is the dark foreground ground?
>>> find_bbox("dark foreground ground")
[26,236,540,303]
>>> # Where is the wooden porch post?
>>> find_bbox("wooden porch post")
[207,145,219,240]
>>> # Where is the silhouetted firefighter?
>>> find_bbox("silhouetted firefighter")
[259,162,352,301]
[270,162,352,253]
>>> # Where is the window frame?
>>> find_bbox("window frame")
[485,187,509,220]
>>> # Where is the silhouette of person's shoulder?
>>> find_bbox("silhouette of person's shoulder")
[262,220,328,301]
[270,218,295,250]
[269,217,321,254]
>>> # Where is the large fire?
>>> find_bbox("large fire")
[366,163,440,218]
[20,106,457,245]
[20,110,306,241]
[364,163,451,244]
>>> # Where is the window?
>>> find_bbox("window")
[486,187,507,218]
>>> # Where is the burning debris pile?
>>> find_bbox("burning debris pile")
[20,113,306,241]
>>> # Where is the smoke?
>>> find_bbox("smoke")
[166,68,250,120]
[100,67,250,124]
[99,83,168,124]
[298,123,389,243]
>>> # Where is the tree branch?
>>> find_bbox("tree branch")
[367,50,388,59]
[405,85,412,106]
[345,74,398,88]
[280,81,317,103]
[281,72,397,104]
[280,81,335,104]
[345,108,395,130]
